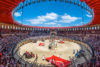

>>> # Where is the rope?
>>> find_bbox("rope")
[81,2,84,25]
[21,2,24,29]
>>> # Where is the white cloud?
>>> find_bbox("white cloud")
[56,24,62,27]
[86,11,92,18]
[17,21,22,23]
[43,12,58,20]
[45,22,56,25]
[14,12,22,17]
[60,13,81,23]
[25,13,81,27]
[25,12,58,25]
[86,14,92,18]
[26,18,45,24]
[75,24,80,26]
[81,21,86,24]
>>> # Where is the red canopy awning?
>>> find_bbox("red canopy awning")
[0,0,100,28]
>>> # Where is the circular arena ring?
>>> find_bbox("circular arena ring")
[13,36,94,67]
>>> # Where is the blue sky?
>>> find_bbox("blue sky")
[14,1,92,27]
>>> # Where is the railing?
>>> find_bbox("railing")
[0,23,100,31]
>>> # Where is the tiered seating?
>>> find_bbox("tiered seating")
[0,29,100,67]
[58,31,100,67]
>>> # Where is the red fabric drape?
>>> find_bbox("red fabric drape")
[39,43,44,46]
[46,55,71,67]
[58,41,64,43]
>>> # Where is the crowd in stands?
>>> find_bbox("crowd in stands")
[0,30,32,67]
[58,30,100,67]
[0,29,50,67]
[0,29,50,36]
[0,29,100,67]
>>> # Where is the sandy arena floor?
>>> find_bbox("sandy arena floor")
[15,39,81,65]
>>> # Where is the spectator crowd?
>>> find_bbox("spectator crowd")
[0,29,100,67]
